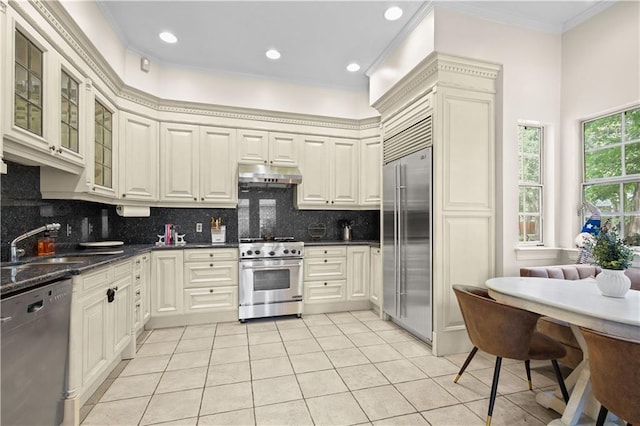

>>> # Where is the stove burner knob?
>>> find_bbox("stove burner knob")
[247,250,253,255]
[291,249,296,254]
[269,251,275,256]
[284,249,289,254]
[255,250,261,255]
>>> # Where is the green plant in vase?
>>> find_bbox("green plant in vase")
[591,228,635,297]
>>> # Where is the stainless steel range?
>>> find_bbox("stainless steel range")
[238,237,304,322]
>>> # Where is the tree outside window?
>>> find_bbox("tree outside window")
[583,107,640,245]
[518,125,543,244]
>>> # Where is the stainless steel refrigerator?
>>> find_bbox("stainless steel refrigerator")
[383,147,432,342]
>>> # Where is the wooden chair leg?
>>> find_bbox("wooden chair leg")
[596,405,608,426]
[551,360,570,404]
[524,360,532,390]
[486,356,502,426]
[454,346,479,383]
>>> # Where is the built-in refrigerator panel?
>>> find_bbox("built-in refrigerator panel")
[383,148,432,342]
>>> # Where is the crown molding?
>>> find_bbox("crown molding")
[24,0,378,131]
[372,52,500,116]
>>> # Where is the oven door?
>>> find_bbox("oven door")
[239,258,303,306]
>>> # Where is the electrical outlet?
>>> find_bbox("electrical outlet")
[196,223,203,233]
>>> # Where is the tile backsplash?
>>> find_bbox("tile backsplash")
[1,162,379,259]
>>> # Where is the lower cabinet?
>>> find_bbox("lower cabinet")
[347,246,370,301]
[304,246,347,304]
[133,253,151,333]
[370,247,382,306]
[150,248,238,325]
[69,259,134,408]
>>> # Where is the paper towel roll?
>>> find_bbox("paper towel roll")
[116,205,150,217]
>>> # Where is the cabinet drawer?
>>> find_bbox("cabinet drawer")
[81,267,112,293]
[305,246,347,258]
[184,248,238,262]
[113,260,132,279]
[184,261,238,288]
[304,280,346,303]
[304,258,347,281]
[184,286,237,312]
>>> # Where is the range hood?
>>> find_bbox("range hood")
[238,163,302,186]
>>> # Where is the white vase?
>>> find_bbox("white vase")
[595,269,631,298]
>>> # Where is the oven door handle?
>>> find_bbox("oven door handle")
[241,262,302,271]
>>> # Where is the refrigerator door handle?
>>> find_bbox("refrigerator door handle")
[395,163,401,319]
[397,162,405,318]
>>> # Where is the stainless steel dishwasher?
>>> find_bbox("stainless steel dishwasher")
[1,278,72,426]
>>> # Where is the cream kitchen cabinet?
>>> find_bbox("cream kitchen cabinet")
[303,246,347,304]
[151,250,184,317]
[2,11,85,175]
[133,253,151,332]
[369,247,382,307]
[160,123,237,206]
[183,248,238,314]
[237,129,298,166]
[68,259,134,409]
[297,136,359,209]
[359,136,382,207]
[149,248,239,327]
[347,246,370,301]
[119,112,158,201]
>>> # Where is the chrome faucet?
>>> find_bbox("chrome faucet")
[9,223,61,262]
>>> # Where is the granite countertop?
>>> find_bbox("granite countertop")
[1,242,239,298]
[1,240,379,298]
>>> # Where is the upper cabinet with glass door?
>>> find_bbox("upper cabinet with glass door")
[3,12,85,174]
[90,94,118,197]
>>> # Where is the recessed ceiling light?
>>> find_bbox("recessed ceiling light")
[384,6,403,21]
[346,63,361,72]
[159,31,177,44]
[266,49,281,60]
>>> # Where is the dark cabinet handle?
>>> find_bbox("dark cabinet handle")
[49,145,56,151]
[209,253,213,257]
[324,250,327,254]
[324,282,327,286]
[331,201,334,204]
[57,148,63,154]
[324,259,327,263]
[201,197,204,201]
[264,160,267,164]
[325,200,329,204]
[194,197,197,201]
[106,288,116,303]
[122,194,126,198]
[209,289,214,293]
[209,263,213,267]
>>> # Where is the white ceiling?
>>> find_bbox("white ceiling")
[96,1,614,90]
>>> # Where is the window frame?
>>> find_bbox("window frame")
[581,105,640,241]
[517,124,544,245]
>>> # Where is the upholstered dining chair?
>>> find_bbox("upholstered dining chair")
[452,285,570,426]
[581,327,640,426]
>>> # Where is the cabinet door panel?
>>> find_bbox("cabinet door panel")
[81,292,108,387]
[237,129,268,164]
[160,123,199,201]
[347,246,370,300]
[112,275,132,354]
[119,113,158,201]
[200,127,237,203]
[370,248,382,306]
[331,138,359,205]
[360,137,381,206]
[298,136,330,205]
[269,132,298,166]
[151,251,184,315]
[184,248,238,262]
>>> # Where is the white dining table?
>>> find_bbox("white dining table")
[486,276,640,426]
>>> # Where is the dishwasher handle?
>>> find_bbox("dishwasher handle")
[27,300,44,314]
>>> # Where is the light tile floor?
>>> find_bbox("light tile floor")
[81,310,566,426]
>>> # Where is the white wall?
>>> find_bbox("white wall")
[61,1,377,120]
[368,9,435,104]
[559,1,640,248]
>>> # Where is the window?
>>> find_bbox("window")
[61,71,79,153]
[14,30,43,136]
[583,107,640,244]
[518,125,543,243]
[94,100,112,188]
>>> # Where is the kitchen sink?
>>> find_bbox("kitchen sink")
[1,256,93,270]
[30,256,94,264]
